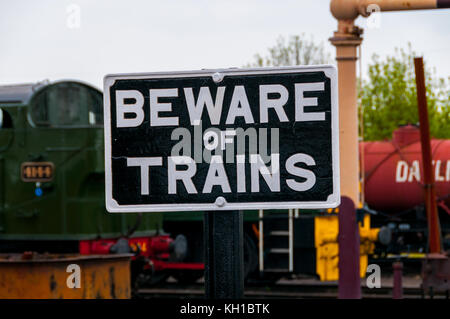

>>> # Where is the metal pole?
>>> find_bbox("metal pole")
[329,23,363,206]
[330,0,449,22]
[204,210,244,299]
[413,57,442,254]
[392,261,403,299]
[338,196,361,299]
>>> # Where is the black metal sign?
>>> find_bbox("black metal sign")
[104,66,339,212]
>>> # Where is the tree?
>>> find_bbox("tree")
[246,34,331,67]
[359,45,449,141]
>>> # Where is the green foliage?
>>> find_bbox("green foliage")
[359,45,449,141]
[246,34,331,67]
[247,37,449,141]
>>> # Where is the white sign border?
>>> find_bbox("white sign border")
[104,65,340,212]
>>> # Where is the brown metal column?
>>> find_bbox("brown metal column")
[338,196,361,299]
[414,57,442,254]
[330,21,362,205]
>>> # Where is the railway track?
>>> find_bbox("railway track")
[136,280,446,299]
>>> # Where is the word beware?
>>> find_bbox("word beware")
[115,82,325,128]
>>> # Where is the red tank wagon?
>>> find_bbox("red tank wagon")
[362,125,449,213]
[361,125,450,257]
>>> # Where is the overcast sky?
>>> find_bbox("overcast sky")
[1,0,449,89]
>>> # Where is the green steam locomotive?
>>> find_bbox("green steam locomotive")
[0,80,203,286]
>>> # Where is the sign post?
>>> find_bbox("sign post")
[103,66,340,299]
[204,210,243,298]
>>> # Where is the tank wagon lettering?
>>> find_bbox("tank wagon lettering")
[114,83,326,128]
[395,159,450,183]
[447,160,450,181]
[395,161,409,182]
[434,159,445,182]
[409,161,421,182]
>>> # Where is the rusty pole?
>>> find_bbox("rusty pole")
[329,25,362,207]
[413,57,442,254]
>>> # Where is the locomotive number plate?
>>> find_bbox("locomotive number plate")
[21,162,54,182]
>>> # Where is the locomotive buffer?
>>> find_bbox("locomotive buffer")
[103,66,340,298]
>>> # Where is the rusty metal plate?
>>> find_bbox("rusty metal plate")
[0,253,132,299]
